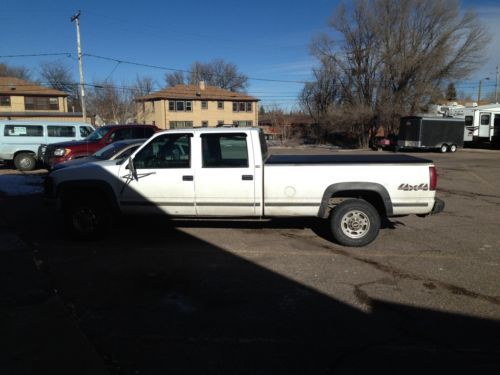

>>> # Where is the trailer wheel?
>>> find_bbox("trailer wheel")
[330,199,380,247]
[440,144,448,153]
[449,144,457,153]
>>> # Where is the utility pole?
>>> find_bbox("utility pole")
[71,10,86,123]
[478,79,482,104]
[496,65,499,104]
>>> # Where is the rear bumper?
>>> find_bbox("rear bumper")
[431,198,445,214]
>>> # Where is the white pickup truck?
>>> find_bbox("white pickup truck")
[45,127,444,247]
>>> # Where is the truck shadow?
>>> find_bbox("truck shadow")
[2,191,499,374]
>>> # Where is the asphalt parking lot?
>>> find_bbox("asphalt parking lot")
[1,147,499,374]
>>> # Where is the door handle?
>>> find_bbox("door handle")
[183,175,194,181]
[242,175,253,181]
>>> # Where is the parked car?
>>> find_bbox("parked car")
[50,138,146,171]
[0,121,94,171]
[39,124,159,169]
[370,134,398,151]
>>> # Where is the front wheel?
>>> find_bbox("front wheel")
[63,195,112,239]
[330,199,381,247]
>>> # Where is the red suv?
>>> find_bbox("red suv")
[40,124,159,169]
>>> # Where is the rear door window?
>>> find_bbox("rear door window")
[4,125,43,137]
[201,133,249,168]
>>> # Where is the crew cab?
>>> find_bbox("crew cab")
[45,127,444,247]
[39,124,158,169]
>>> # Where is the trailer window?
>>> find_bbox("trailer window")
[481,115,490,125]
[464,116,473,126]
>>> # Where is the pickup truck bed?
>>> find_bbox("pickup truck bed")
[265,154,432,165]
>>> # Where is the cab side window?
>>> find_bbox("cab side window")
[201,133,248,168]
[134,134,191,169]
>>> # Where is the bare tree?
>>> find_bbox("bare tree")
[87,80,135,124]
[39,61,81,112]
[165,71,186,87]
[0,62,31,80]
[305,0,490,146]
[188,59,248,92]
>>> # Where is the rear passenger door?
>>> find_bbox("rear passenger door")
[194,132,257,216]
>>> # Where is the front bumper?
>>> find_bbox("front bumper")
[431,198,445,214]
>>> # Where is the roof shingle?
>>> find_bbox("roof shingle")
[137,84,258,101]
[0,76,68,96]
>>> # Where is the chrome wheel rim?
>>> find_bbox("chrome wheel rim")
[19,157,33,169]
[340,210,370,239]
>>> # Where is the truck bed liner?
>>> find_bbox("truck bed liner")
[265,154,432,165]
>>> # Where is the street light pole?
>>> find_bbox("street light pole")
[71,10,86,123]
[478,79,483,104]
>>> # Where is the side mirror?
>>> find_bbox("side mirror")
[128,157,138,181]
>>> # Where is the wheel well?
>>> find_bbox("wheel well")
[14,150,36,158]
[327,190,387,218]
[58,185,115,212]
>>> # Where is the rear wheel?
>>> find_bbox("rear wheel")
[63,194,112,239]
[330,199,381,247]
[449,144,457,153]
[440,144,448,153]
[14,153,37,171]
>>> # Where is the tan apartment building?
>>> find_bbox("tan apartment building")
[136,81,259,129]
[0,76,86,122]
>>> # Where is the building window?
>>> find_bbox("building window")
[151,101,155,113]
[217,120,224,126]
[232,101,253,112]
[0,96,11,106]
[217,101,224,109]
[201,121,209,127]
[201,101,208,109]
[233,121,253,127]
[24,96,59,110]
[169,100,192,112]
[169,121,193,129]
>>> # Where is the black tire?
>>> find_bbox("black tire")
[63,194,112,239]
[14,153,37,171]
[330,199,381,247]
[449,144,457,153]
[440,144,448,153]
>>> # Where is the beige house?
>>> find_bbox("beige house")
[136,81,259,129]
[0,76,86,123]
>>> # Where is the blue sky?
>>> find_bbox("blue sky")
[1,0,500,109]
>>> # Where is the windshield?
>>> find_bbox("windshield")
[86,127,109,141]
[93,142,129,160]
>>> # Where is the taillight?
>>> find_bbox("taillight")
[429,166,437,191]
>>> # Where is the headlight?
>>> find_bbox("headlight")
[53,148,68,157]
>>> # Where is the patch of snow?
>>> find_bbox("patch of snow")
[0,175,44,196]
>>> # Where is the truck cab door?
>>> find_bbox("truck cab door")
[194,132,257,216]
[118,133,196,216]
